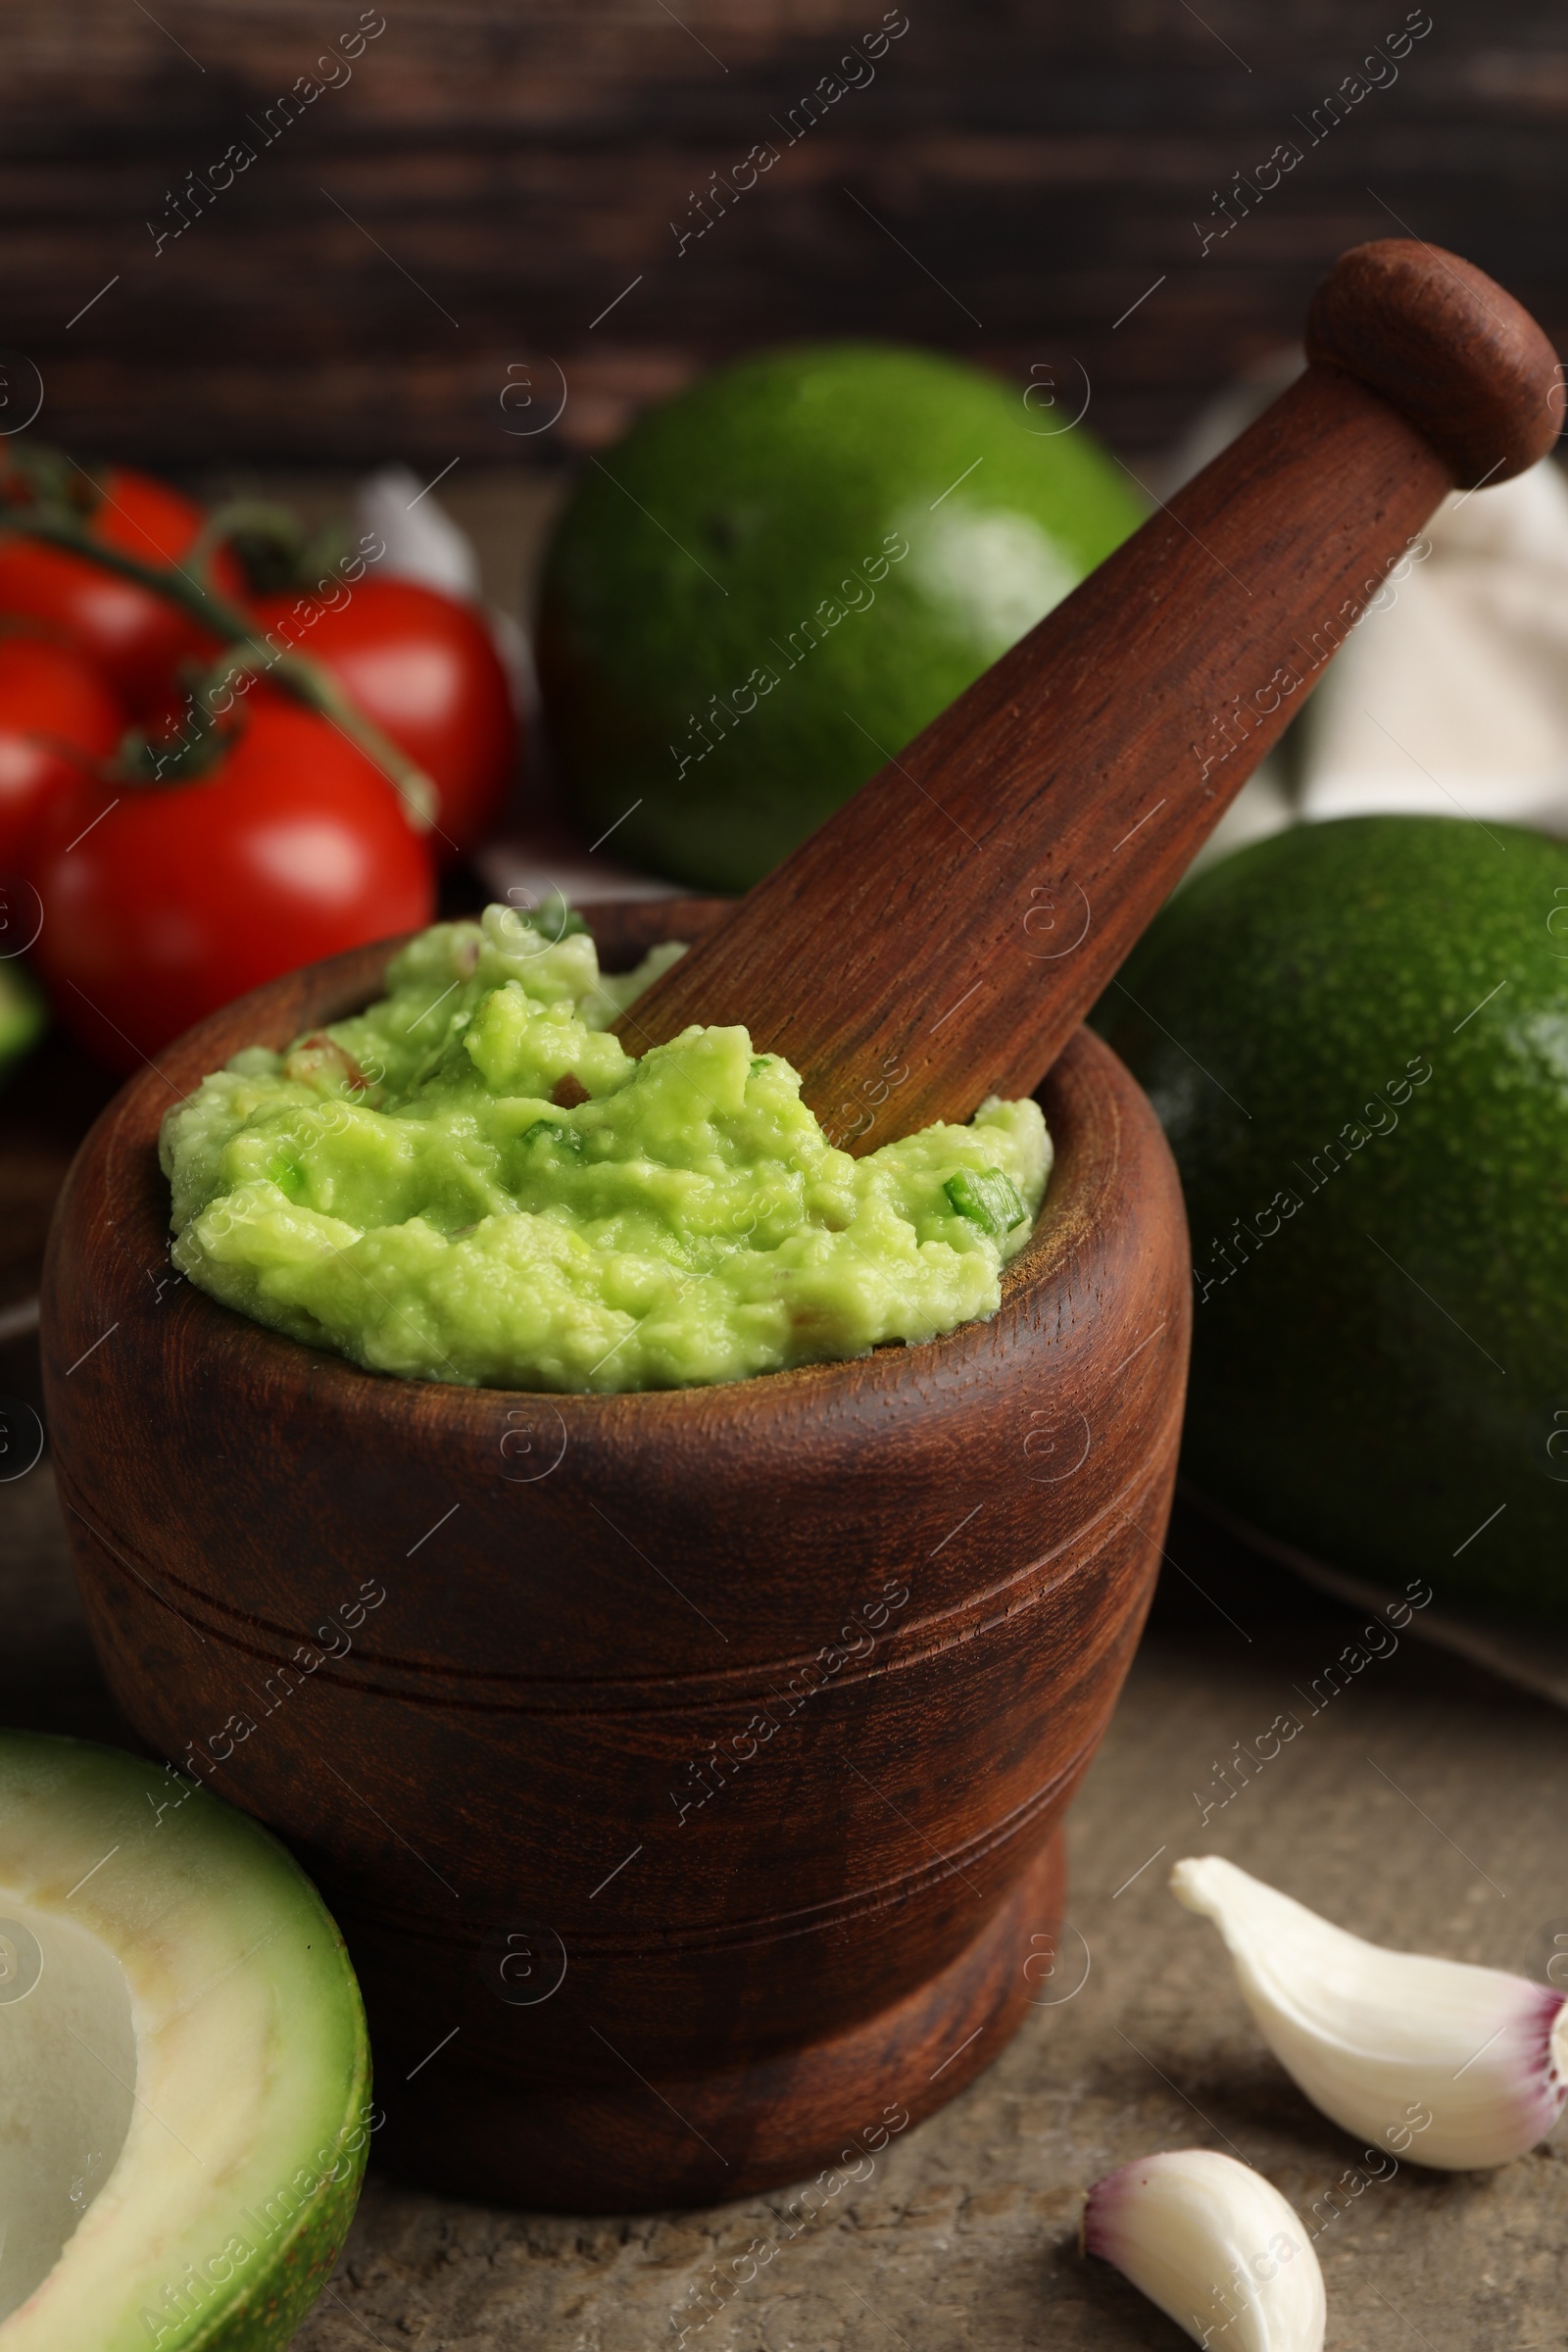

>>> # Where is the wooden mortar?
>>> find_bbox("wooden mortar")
[42,897,1185,2208]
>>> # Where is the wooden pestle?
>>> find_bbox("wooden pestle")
[613,240,1560,1151]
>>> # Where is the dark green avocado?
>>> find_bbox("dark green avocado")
[1095,814,1568,1622]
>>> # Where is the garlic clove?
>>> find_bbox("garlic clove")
[1084,2147,1325,2351]
[1171,1854,1568,2171]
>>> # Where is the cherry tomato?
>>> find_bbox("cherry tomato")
[252,576,517,858]
[0,631,125,870]
[0,466,243,716]
[25,692,434,1072]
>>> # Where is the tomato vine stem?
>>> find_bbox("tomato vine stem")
[0,516,439,834]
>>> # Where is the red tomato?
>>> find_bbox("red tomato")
[0,632,125,870]
[25,693,434,1072]
[0,466,243,716]
[252,577,517,858]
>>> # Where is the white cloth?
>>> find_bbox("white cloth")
[1298,460,1568,833]
[353,465,482,601]
[1165,352,1568,856]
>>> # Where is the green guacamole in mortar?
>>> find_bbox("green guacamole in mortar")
[161,904,1051,1394]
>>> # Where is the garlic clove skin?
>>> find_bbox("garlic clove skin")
[1084,2147,1326,2351]
[1171,1854,1568,2171]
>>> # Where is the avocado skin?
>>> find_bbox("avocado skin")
[1095,814,1568,1623]
[537,340,1143,893]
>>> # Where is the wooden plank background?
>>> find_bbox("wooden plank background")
[3,0,1566,469]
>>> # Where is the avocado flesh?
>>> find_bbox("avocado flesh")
[0,1732,369,2351]
[0,1901,135,2318]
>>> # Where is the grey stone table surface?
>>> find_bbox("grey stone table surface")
[2,1453,1564,2352]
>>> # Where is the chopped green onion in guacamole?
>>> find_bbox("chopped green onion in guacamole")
[160,905,1052,1394]
[943,1167,1027,1241]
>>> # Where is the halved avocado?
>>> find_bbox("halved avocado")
[0,1731,369,2350]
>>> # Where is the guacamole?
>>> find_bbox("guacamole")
[160,904,1051,1394]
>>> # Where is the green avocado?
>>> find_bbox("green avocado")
[0,1729,369,2349]
[1094,814,1568,1623]
[0,961,45,1085]
[538,341,1144,892]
